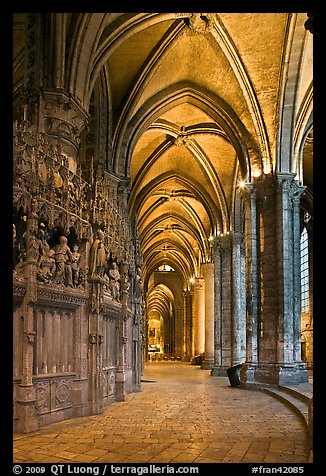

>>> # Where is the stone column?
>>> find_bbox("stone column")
[182,290,192,361]
[67,312,73,372]
[116,262,129,401]
[35,309,43,375]
[213,235,232,375]
[240,174,308,387]
[16,198,39,433]
[201,263,215,369]
[132,267,143,391]
[54,310,61,373]
[191,278,205,357]
[239,184,259,384]
[62,312,69,372]
[231,233,246,366]
[174,304,183,357]
[50,310,57,373]
[275,173,308,384]
[88,282,103,415]
[212,241,222,375]
[44,311,52,374]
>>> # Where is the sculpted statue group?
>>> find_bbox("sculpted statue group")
[13,224,84,288]
[13,225,139,304]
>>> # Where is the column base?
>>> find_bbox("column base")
[210,366,229,377]
[240,362,309,388]
[201,358,214,370]
[15,385,39,433]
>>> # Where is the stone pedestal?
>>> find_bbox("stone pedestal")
[241,362,309,387]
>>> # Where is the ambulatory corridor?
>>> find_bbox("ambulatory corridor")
[13,362,310,464]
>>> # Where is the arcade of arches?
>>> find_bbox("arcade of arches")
[13,13,313,433]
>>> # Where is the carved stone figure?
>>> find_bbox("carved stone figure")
[36,229,50,259]
[103,273,112,298]
[52,236,73,286]
[37,249,56,283]
[89,229,107,279]
[108,262,120,301]
[29,231,40,262]
[134,266,143,298]
[70,244,81,286]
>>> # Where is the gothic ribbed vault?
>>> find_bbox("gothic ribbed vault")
[12,13,313,434]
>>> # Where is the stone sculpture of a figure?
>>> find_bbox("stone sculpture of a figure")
[37,249,56,283]
[70,244,81,286]
[89,229,107,279]
[37,229,50,259]
[53,235,73,286]
[108,262,120,301]
[134,266,143,298]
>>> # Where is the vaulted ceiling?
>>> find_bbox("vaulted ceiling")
[13,13,313,290]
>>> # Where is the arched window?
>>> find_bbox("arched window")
[300,227,310,312]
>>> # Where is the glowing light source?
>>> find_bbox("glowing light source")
[239,180,246,188]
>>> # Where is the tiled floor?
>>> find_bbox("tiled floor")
[13,362,310,464]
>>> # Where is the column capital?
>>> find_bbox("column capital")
[232,232,245,246]
[214,233,232,252]
[182,289,192,298]
[290,183,306,202]
[276,172,297,183]
[41,88,89,128]
[191,277,205,291]
[276,172,296,191]
[238,182,256,201]
[276,173,306,203]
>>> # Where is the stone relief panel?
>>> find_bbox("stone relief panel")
[55,379,72,409]
[102,315,118,369]
[33,376,73,415]
[35,381,50,414]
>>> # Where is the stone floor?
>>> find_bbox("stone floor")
[13,362,311,464]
